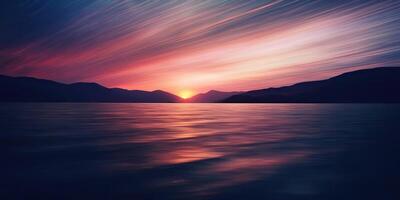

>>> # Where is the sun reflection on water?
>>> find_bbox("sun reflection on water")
[88,103,324,197]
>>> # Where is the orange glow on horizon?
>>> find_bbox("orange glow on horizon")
[178,90,194,99]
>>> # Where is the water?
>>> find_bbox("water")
[1,103,400,199]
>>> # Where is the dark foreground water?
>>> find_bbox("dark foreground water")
[1,103,400,200]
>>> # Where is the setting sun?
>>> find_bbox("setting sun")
[179,90,194,99]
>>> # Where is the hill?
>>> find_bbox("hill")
[223,67,400,103]
[0,75,181,102]
[184,90,242,103]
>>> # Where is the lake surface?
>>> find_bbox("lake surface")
[1,103,400,200]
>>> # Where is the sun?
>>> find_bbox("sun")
[179,90,194,99]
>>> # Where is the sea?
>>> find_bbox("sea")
[1,103,400,200]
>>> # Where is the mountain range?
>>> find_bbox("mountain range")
[223,67,400,103]
[0,75,180,102]
[1,67,399,103]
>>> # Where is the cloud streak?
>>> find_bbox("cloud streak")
[1,0,400,94]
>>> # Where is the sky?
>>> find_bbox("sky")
[1,0,400,97]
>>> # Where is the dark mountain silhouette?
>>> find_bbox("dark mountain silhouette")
[0,75,181,102]
[223,67,400,103]
[184,90,242,103]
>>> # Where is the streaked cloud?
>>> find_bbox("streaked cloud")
[1,0,400,94]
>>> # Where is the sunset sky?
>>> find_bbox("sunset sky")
[1,0,400,96]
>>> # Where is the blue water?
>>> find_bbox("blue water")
[1,103,400,199]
